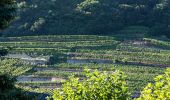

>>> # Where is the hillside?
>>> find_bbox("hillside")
[1,0,170,37]
[1,34,170,99]
[1,0,170,99]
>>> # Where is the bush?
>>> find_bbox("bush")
[0,74,16,92]
[48,68,130,100]
[0,48,9,57]
[0,0,16,29]
[137,68,170,100]
[0,73,36,100]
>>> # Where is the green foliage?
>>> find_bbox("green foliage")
[76,0,99,14]
[3,0,170,37]
[30,18,45,31]
[0,59,36,100]
[0,74,35,100]
[0,74,16,92]
[0,0,16,29]
[137,68,170,100]
[47,67,169,100]
[48,68,130,100]
[0,48,9,56]
[0,59,33,77]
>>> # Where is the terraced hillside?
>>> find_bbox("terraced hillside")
[0,35,170,99]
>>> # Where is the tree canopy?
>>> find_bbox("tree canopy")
[137,68,170,100]
[48,69,130,100]
[1,0,170,37]
[0,0,16,29]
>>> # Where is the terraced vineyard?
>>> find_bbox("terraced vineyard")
[0,35,169,99]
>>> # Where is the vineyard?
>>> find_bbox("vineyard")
[0,35,169,99]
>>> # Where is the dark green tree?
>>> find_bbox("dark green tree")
[0,48,9,57]
[0,74,16,92]
[0,0,16,29]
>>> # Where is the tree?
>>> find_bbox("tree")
[137,68,170,100]
[48,68,130,100]
[0,73,35,100]
[0,0,16,29]
[0,59,36,100]
[147,0,170,37]
[0,48,9,57]
[76,0,124,34]
[0,74,16,92]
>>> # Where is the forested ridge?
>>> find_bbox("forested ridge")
[1,0,170,37]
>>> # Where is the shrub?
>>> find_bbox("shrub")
[137,68,170,100]
[48,68,130,100]
[0,0,16,29]
[0,74,16,92]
